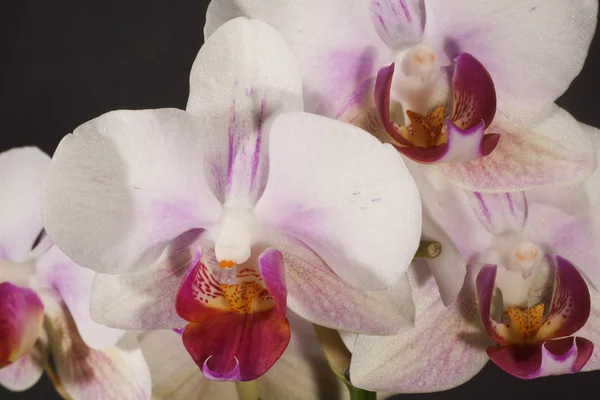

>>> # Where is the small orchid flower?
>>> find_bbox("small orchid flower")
[347,141,600,391]
[205,0,598,305]
[0,147,151,399]
[139,313,349,400]
[42,18,422,382]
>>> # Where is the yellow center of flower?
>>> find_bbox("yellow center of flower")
[220,281,273,314]
[397,105,448,148]
[506,303,545,344]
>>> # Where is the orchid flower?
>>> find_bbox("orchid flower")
[206,0,597,188]
[205,0,598,304]
[347,125,600,391]
[41,18,422,382]
[139,313,349,400]
[0,147,150,399]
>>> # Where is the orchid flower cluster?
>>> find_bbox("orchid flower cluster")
[2,0,600,399]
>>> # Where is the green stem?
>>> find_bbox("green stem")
[413,240,442,258]
[236,380,259,400]
[348,385,377,400]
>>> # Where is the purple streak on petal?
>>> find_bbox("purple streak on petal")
[451,53,497,130]
[505,193,516,217]
[474,192,492,225]
[536,255,591,340]
[476,265,510,345]
[258,248,287,319]
[202,356,241,381]
[172,327,184,335]
[226,100,238,193]
[399,0,412,22]
[250,97,266,191]
[374,63,412,146]
[370,0,424,46]
[0,246,8,261]
[334,77,375,121]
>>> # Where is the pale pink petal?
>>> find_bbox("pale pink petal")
[89,231,205,330]
[0,147,49,262]
[43,296,151,399]
[255,112,421,290]
[350,264,490,392]
[43,108,223,275]
[434,107,596,192]
[35,245,123,350]
[280,239,414,335]
[423,0,598,120]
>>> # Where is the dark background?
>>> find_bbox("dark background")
[1,1,600,399]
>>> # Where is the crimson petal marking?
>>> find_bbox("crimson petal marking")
[476,265,510,345]
[258,248,287,319]
[182,310,291,381]
[535,255,591,341]
[451,53,496,130]
[487,337,593,379]
[0,282,44,367]
[175,249,230,323]
[374,63,413,146]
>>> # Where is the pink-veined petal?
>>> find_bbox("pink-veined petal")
[255,112,421,290]
[205,0,388,119]
[423,0,597,121]
[350,264,490,392]
[434,107,597,192]
[35,245,123,350]
[0,147,49,262]
[90,230,205,330]
[469,191,527,235]
[369,0,425,47]
[0,331,47,391]
[487,336,594,379]
[43,295,151,399]
[534,255,591,341]
[0,283,44,367]
[280,238,414,335]
[187,18,302,205]
[43,108,223,274]
[182,310,291,382]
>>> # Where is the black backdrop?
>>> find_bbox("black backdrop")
[1,1,600,399]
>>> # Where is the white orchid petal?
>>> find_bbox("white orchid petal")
[255,112,421,290]
[0,147,49,262]
[43,108,222,274]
